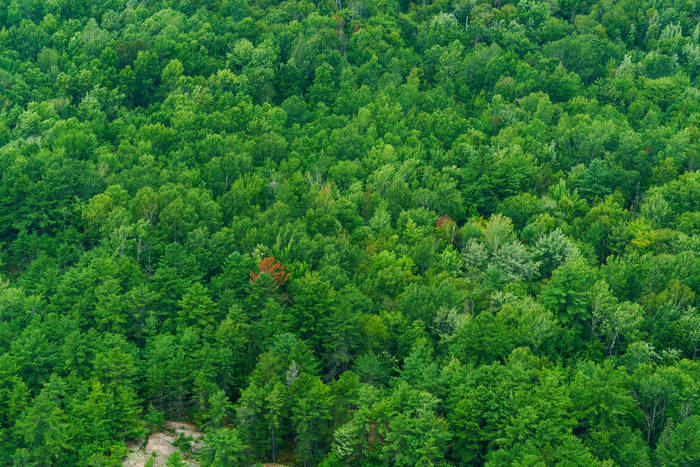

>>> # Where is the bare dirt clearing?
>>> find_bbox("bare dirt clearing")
[123,421,204,467]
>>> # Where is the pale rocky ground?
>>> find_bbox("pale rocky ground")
[123,421,205,467]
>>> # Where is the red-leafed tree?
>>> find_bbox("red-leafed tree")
[436,215,454,229]
[437,215,459,244]
[250,257,290,287]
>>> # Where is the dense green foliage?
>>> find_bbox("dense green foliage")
[0,0,698,465]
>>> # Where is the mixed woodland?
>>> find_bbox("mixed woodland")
[0,0,699,465]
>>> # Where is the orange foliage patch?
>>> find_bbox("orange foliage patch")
[250,257,290,287]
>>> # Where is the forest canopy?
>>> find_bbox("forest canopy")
[0,0,698,465]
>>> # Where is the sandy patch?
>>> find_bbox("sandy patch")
[123,421,205,467]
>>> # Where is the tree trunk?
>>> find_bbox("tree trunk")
[271,426,276,463]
